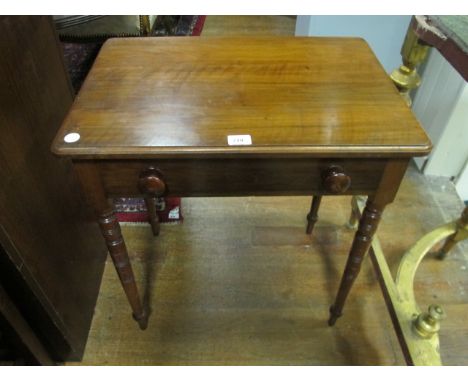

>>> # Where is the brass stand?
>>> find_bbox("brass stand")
[385,15,468,364]
[349,196,467,365]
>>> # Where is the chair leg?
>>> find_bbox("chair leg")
[306,196,322,234]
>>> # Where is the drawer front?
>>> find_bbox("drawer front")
[96,158,388,197]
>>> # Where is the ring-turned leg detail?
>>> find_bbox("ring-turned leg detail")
[74,162,148,330]
[306,196,322,234]
[98,208,148,330]
[328,198,383,326]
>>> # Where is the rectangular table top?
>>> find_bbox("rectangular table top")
[52,36,431,159]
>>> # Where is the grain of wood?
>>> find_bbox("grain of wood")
[52,36,430,159]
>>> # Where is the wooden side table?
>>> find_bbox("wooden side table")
[52,36,431,331]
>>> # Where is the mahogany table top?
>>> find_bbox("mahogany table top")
[52,36,431,159]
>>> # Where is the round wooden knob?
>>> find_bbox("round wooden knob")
[138,167,166,196]
[322,165,351,194]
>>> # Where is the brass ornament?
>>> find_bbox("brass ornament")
[413,305,446,339]
[348,198,467,365]
[390,26,430,106]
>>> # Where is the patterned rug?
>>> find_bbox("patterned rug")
[62,16,206,93]
[61,16,206,223]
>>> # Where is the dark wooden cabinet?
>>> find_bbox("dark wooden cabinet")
[0,16,107,362]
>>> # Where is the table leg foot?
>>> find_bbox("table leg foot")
[306,196,322,234]
[133,306,149,330]
[328,305,342,326]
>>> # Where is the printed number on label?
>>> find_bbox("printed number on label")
[227,135,252,146]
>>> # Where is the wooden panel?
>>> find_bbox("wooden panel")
[52,36,431,159]
[0,16,107,360]
[0,281,54,365]
[96,158,387,197]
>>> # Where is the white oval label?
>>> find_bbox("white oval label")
[64,133,80,143]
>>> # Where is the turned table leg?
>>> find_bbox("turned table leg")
[328,197,384,326]
[139,167,166,237]
[98,208,148,329]
[144,196,160,236]
[306,196,322,234]
[328,159,409,326]
[74,161,148,330]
